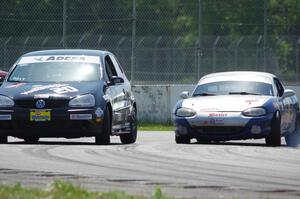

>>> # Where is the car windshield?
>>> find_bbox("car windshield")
[8,62,101,83]
[193,81,274,96]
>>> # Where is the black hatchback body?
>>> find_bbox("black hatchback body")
[0,49,137,144]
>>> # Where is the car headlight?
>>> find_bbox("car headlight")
[69,94,95,108]
[175,107,196,117]
[243,107,266,117]
[0,95,14,107]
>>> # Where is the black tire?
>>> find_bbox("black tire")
[120,106,137,144]
[175,135,190,144]
[196,138,211,144]
[0,136,7,144]
[24,137,39,143]
[265,112,281,147]
[95,107,111,145]
[285,114,300,147]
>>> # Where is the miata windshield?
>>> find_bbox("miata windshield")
[193,81,274,96]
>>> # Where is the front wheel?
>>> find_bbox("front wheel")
[120,106,137,144]
[265,112,281,147]
[95,107,111,145]
[175,135,190,144]
[0,136,7,144]
[285,115,300,147]
[196,138,211,144]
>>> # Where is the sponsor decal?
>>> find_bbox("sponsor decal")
[273,102,279,109]
[34,94,50,99]
[45,56,85,62]
[102,94,110,101]
[251,125,261,134]
[95,107,103,117]
[18,55,100,64]
[21,84,78,95]
[210,118,224,125]
[202,120,209,126]
[70,114,92,120]
[200,108,221,112]
[34,94,62,99]
[21,84,66,95]
[0,114,12,120]
[208,113,227,117]
[34,57,44,62]
[6,83,27,88]
[49,86,78,94]
[245,99,258,105]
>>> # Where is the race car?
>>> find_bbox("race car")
[173,71,300,146]
[0,49,137,145]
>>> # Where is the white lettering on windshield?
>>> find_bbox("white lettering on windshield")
[18,55,100,64]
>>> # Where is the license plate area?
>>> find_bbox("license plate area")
[30,109,51,122]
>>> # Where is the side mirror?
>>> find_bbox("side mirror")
[282,89,295,98]
[180,91,189,99]
[108,76,124,86]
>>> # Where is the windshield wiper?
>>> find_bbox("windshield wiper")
[229,92,261,95]
[193,92,217,96]
[8,80,25,83]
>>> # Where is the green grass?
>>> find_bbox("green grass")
[0,181,172,199]
[138,123,174,131]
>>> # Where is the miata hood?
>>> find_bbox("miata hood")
[181,95,272,112]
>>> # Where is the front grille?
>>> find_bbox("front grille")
[195,126,243,136]
[15,99,68,108]
[12,120,89,130]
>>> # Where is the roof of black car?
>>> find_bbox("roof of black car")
[23,49,109,57]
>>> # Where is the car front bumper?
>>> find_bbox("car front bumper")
[173,112,274,141]
[0,107,104,138]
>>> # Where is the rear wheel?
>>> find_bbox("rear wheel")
[0,136,7,144]
[95,107,111,145]
[175,135,190,144]
[265,112,281,147]
[24,137,39,143]
[120,106,137,144]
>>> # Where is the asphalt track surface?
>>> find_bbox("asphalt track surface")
[0,131,300,199]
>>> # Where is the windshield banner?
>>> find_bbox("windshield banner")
[18,55,100,64]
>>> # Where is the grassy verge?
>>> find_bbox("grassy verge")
[0,180,172,199]
[138,123,173,131]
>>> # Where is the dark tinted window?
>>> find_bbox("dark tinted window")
[274,78,284,97]
[109,54,124,77]
[105,56,117,80]
[193,81,274,96]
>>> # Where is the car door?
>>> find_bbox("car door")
[109,54,132,116]
[104,55,127,129]
[109,54,132,126]
[274,78,294,134]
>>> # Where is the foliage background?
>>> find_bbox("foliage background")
[1,0,300,83]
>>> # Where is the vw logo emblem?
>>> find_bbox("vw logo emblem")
[36,99,46,109]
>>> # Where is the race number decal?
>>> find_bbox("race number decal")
[50,86,78,94]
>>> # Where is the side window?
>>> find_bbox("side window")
[104,55,117,80]
[274,78,284,97]
[109,54,124,77]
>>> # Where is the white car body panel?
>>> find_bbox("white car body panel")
[181,95,272,112]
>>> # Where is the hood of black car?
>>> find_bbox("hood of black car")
[0,81,100,100]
